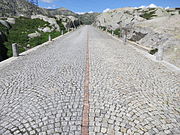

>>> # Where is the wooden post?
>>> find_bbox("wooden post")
[156,46,163,61]
[12,43,19,57]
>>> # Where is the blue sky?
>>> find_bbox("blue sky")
[39,0,180,13]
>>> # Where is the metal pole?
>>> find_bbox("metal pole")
[12,43,19,57]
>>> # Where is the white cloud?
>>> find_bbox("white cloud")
[75,11,94,14]
[76,12,85,15]
[40,0,55,3]
[139,5,146,8]
[45,4,56,9]
[88,11,94,13]
[103,8,111,13]
[47,6,52,9]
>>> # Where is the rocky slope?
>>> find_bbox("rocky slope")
[94,7,180,67]
[0,0,50,17]
[0,0,97,25]
[94,7,179,30]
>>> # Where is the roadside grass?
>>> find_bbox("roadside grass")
[114,28,121,37]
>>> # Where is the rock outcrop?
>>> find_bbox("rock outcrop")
[94,7,179,30]
[95,7,180,67]
[28,31,41,38]
[95,7,145,30]
[55,15,82,29]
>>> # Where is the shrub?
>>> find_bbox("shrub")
[99,26,107,31]
[114,28,121,37]
[149,48,158,55]
[140,10,157,20]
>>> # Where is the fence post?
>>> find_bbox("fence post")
[49,34,52,41]
[156,46,163,61]
[112,31,114,36]
[12,43,19,57]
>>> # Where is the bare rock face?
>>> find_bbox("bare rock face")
[0,0,50,17]
[41,27,52,33]
[0,20,11,29]
[95,7,145,30]
[55,15,82,29]
[7,18,15,24]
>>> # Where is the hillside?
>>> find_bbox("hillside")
[0,0,98,25]
[78,13,100,25]
[0,0,50,17]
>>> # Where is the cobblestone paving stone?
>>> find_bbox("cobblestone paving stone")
[88,27,180,135]
[0,27,88,135]
[0,26,180,135]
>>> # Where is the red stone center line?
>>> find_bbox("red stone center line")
[82,31,90,135]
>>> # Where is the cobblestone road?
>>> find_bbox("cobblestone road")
[0,26,180,135]
[88,27,180,135]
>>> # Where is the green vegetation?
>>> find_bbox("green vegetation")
[107,29,113,34]
[57,20,66,31]
[149,48,158,55]
[0,23,9,35]
[114,28,121,37]
[99,26,107,31]
[140,10,157,20]
[0,17,65,58]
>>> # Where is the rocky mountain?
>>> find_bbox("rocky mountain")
[0,0,97,25]
[0,0,50,17]
[48,8,77,17]
[94,7,180,67]
[78,13,100,25]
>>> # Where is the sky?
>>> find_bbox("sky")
[38,0,180,13]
